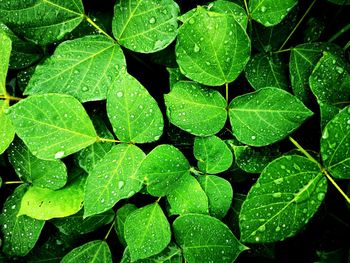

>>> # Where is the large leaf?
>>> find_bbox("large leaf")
[107,70,164,143]
[0,0,85,45]
[194,135,233,174]
[7,94,97,160]
[176,7,250,86]
[167,174,209,216]
[0,100,15,154]
[173,214,246,263]
[18,175,86,220]
[0,31,11,95]
[321,106,350,179]
[112,0,179,53]
[239,155,327,243]
[197,175,233,219]
[164,81,227,136]
[0,185,44,256]
[136,144,190,196]
[115,204,138,247]
[24,35,125,102]
[249,0,297,27]
[84,144,145,217]
[8,139,67,190]
[245,53,288,90]
[124,203,171,261]
[61,240,112,263]
[229,87,313,146]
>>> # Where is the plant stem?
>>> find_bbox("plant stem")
[243,0,250,17]
[279,0,317,51]
[97,137,120,143]
[273,48,293,54]
[344,40,350,50]
[4,181,23,185]
[328,23,350,42]
[0,95,22,101]
[85,15,116,42]
[225,83,229,103]
[104,221,116,241]
[289,136,350,204]
[156,197,161,203]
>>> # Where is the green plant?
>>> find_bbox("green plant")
[0,0,350,262]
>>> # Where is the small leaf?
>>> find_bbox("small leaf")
[229,87,313,146]
[164,81,227,136]
[245,53,289,90]
[107,70,164,143]
[7,94,97,160]
[0,185,44,256]
[167,67,187,90]
[239,155,327,243]
[249,0,297,27]
[167,174,209,216]
[125,203,171,261]
[8,139,67,190]
[84,144,145,217]
[321,106,350,179]
[115,204,138,247]
[173,214,246,263]
[194,135,233,174]
[61,240,112,263]
[319,101,341,130]
[0,100,15,154]
[24,35,125,102]
[197,175,233,219]
[18,174,86,220]
[136,144,190,196]
[112,0,179,53]
[176,7,250,86]
[0,0,85,45]
[51,209,114,236]
[0,31,11,95]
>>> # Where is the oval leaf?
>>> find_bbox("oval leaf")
[107,70,164,143]
[115,204,138,247]
[7,94,97,160]
[0,31,11,95]
[164,81,227,136]
[210,0,248,29]
[125,203,171,261]
[0,101,15,154]
[24,35,125,102]
[239,155,327,243]
[229,87,313,146]
[321,106,350,179]
[176,7,250,86]
[112,0,179,53]
[173,214,246,263]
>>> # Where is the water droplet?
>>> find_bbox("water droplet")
[272,192,282,198]
[118,181,124,189]
[275,226,281,232]
[274,178,284,184]
[116,91,123,97]
[258,225,266,232]
[322,128,329,139]
[251,135,256,140]
[82,86,89,92]
[194,43,200,53]
[317,192,325,201]
[335,66,344,74]
[261,6,267,12]
[149,17,156,24]
[54,151,64,159]
[188,18,195,25]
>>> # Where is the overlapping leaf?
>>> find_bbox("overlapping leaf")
[115,204,138,247]
[240,155,327,243]
[7,94,97,160]
[176,7,250,86]
[229,87,313,146]
[0,100,14,154]
[0,31,11,95]
[24,35,125,102]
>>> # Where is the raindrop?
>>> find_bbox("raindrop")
[335,66,344,74]
[82,86,89,92]
[118,181,125,189]
[251,135,256,140]
[149,17,156,24]
[317,192,325,201]
[54,151,64,159]
[261,6,267,12]
[116,91,123,97]
[272,192,282,198]
[194,44,200,53]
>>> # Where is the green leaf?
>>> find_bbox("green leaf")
[51,209,114,236]
[107,70,164,143]
[112,0,179,53]
[249,0,297,27]
[197,175,233,219]
[176,7,250,86]
[194,135,233,174]
[7,94,97,160]
[136,144,190,196]
[209,0,248,29]
[173,214,246,263]
[319,101,341,131]
[115,204,138,247]
[0,23,42,69]
[245,53,289,90]
[24,35,125,103]
[229,87,313,146]
[321,106,350,179]
[309,51,350,104]
[77,115,114,173]
[167,174,209,216]
[167,67,187,90]
[164,81,227,136]
[0,101,15,154]
[61,240,112,263]
[8,139,67,190]
[84,144,145,217]
[0,0,85,45]
[125,203,171,261]
[18,174,86,220]
[0,31,11,96]
[239,155,327,243]
[0,185,44,256]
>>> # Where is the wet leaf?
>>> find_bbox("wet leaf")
[115,204,138,247]
[0,100,15,154]
[0,31,10,95]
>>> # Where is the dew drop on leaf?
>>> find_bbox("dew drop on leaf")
[54,151,64,159]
